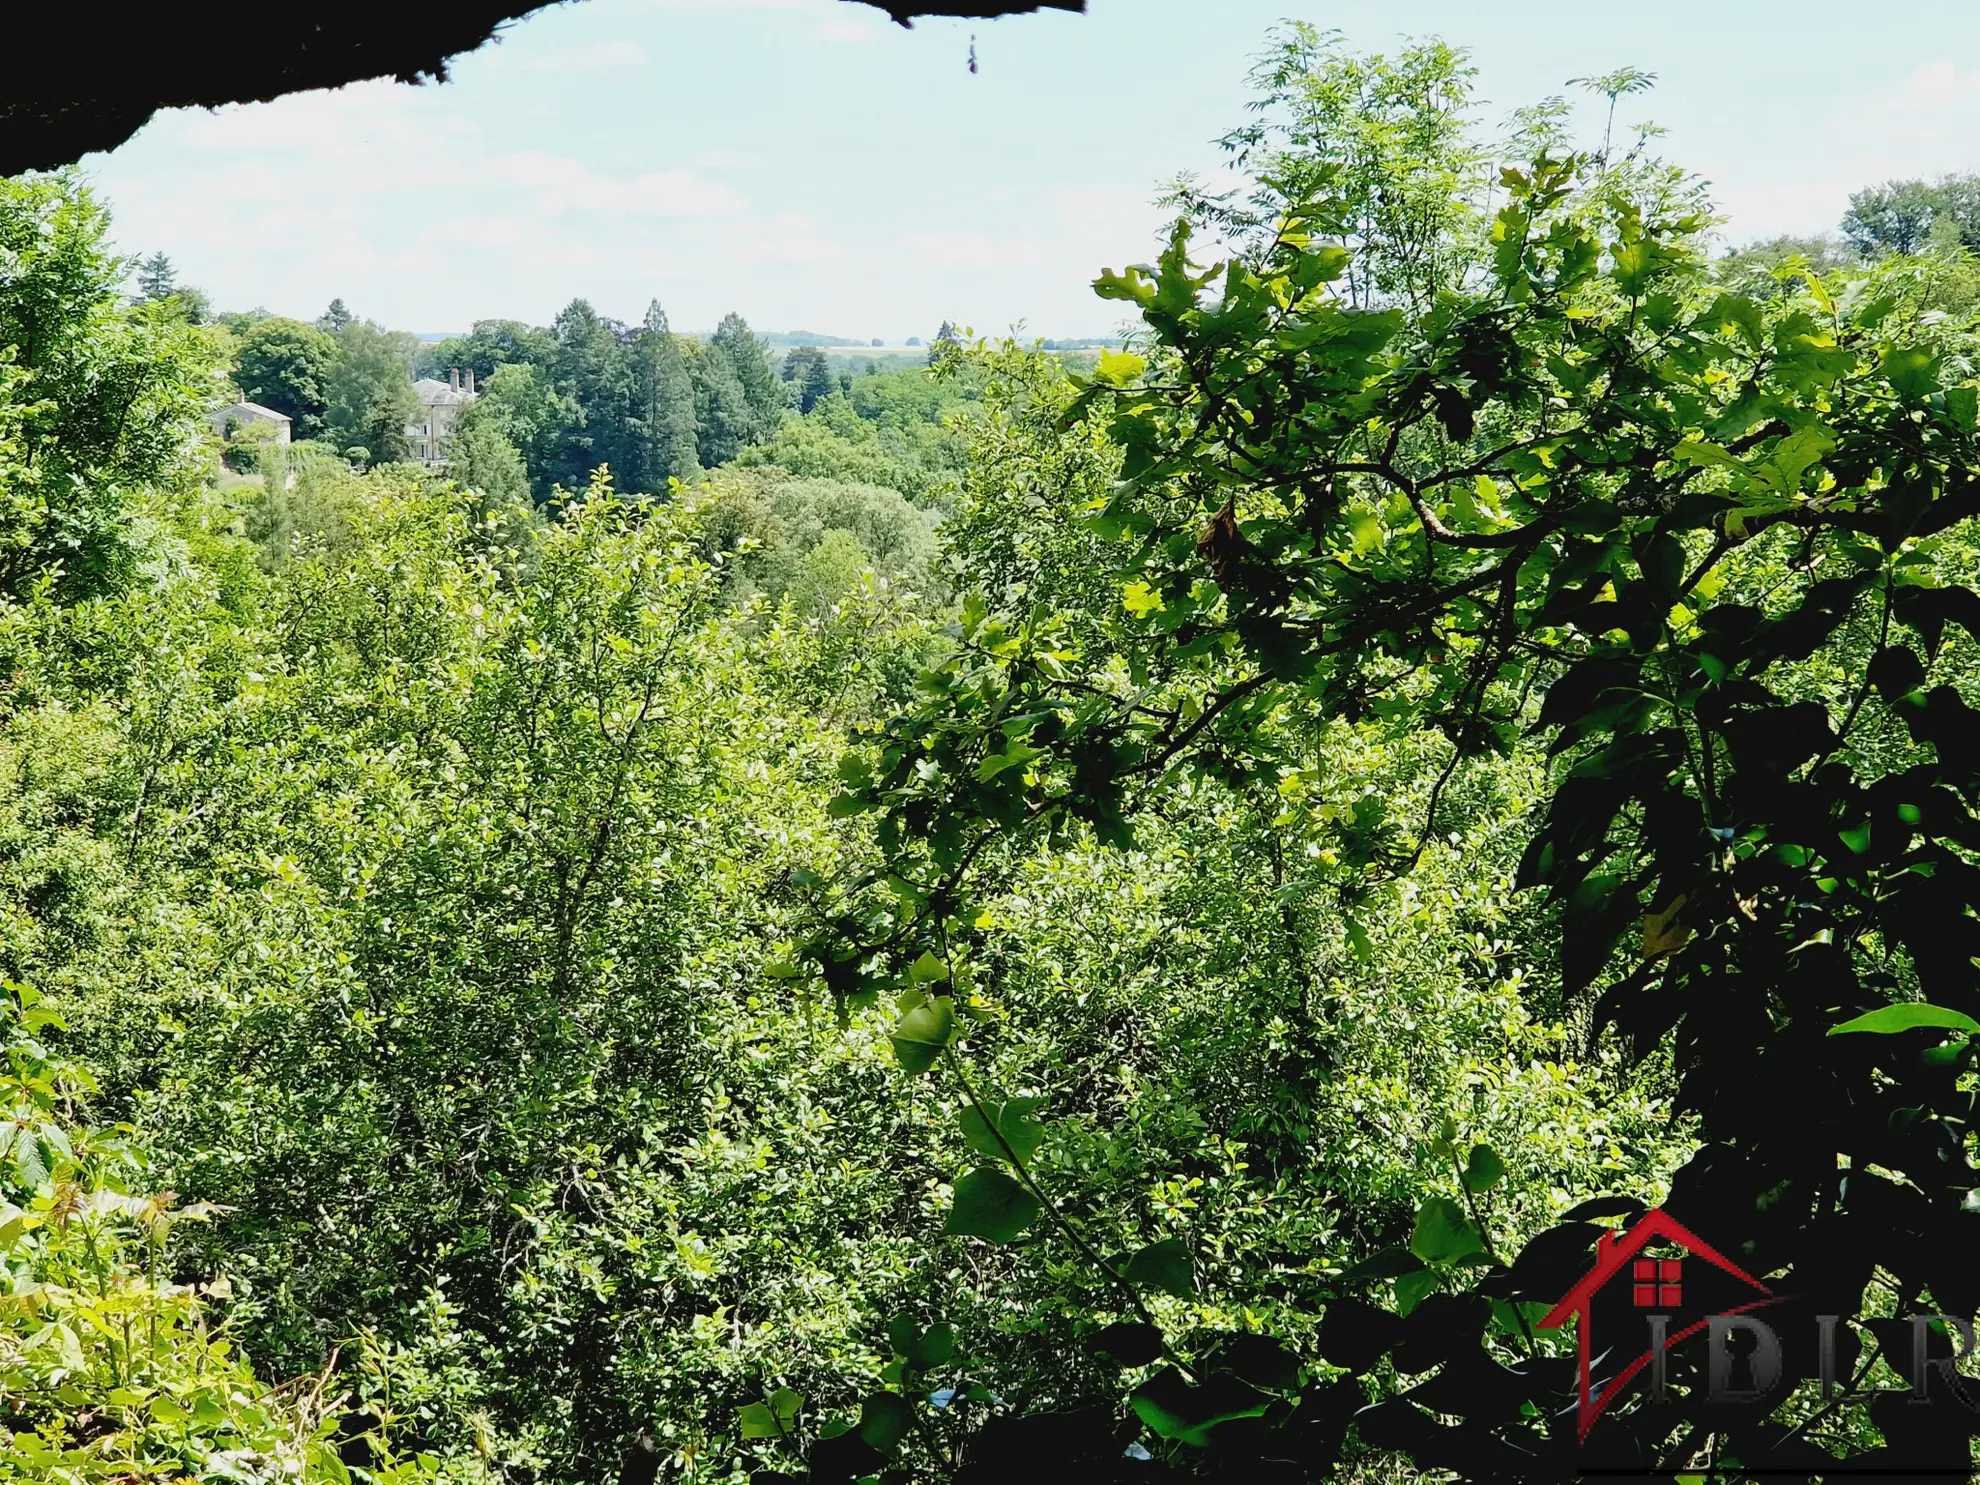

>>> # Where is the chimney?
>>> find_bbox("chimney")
[449,367,460,393]
[465,368,476,396]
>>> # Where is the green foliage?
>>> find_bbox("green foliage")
[797,25,1980,1467]
[0,173,221,599]
[943,1168,1040,1243]
[735,364,976,499]
[632,299,700,490]
[463,361,577,501]
[0,980,425,1482]
[431,310,779,498]
[447,415,531,516]
[324,318,419,464]
[1201,25,1487,310]
[710,311,784,432]
[233,317,337,437]
[783,345,836,414]
[545,298,635,491]
[424,319,557,386]
[687,468,944,616]
[28,24,1980,1485]
[1843,172,1980,256]
[684,334,761,469]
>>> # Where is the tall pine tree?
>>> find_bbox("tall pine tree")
[548,298,635,492]
[709,312,782,436]
[685,339,755,468]
[631,301,699,494]
[134,252,176,301]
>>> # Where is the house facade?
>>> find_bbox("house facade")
[409,368,477,467]
[208,401,292,445]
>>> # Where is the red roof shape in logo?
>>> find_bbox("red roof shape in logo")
[1540,1207,1775,1440]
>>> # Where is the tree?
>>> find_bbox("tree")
[134,250,177,301]
[807,56,1980,1480]
[1843,173,1980,257]
[427,318,558,385]
[783,346,834,414]
[547,297,635,491]
[325,319,418,464]
[234,316,337,436]
[630,300,699,493]
[685,337,757,468]
[1171,26,1510,313]
[926,320,963,367]
[449,414,531,516]
[318,297,354,334]
[468,360,580,502]
[710,311,783,432]
[0,173,218,597]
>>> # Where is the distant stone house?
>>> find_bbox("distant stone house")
[410,368,477,466]
[208,401,292,444]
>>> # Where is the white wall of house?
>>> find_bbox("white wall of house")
[209,401,293,445]
[410,368,476,467]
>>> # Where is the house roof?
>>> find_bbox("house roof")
[1,2,1085,175]
[1539,1208,1770,1328]
[413,379,472,406]
[216,401,292,423]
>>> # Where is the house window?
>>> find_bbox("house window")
[1632,1257,1681,1308]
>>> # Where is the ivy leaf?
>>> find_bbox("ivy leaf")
[1409,1196,1484,1264]
[958,1097,1046,1164]
[889,995,957,1075]
[1394,1268,1441,1315]
[945,1168,1041,1243]
[1123,1237,1193,1297]
[856,1392,912,1454]
[1462,1145,1505,1194]
[1094,1321,1164,1367]
[907,1322,955,1370]
[1129,1369,1269,1448]
[737,1387,803,1439]
[1338,1244,1423,1281]
[1829,1004,1980,1037]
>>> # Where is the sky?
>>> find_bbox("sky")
[85,0,1980,341]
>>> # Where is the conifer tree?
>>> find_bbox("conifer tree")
[631,300,700,493]
[548,298,636,491]
[709,312,782,434]
[134,251,176,301]
[685,339,754,468]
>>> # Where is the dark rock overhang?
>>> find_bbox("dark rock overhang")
[2,0,1085,176]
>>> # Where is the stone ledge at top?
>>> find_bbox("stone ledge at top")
[1,0,1086,176]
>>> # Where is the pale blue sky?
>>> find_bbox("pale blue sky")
[87,0,1980,340]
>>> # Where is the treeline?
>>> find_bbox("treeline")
[205,292,992,513]
[213,299,779,499]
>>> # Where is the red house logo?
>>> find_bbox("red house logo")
[1540,1208,1782,1439]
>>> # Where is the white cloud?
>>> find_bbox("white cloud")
[485,38,649,71]
[1708,58,1980,240]
[489,152,746,216]
[814,19,881,42]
